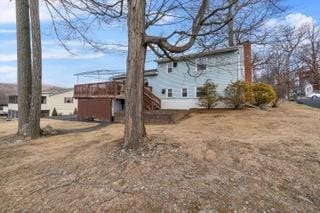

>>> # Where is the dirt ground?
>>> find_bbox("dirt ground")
[0,102,319,212]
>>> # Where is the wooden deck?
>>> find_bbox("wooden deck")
[74,81,161,111]
[74,81,125,99]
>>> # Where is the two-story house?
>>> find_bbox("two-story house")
[7,89,77,119]
[74,42,252,121]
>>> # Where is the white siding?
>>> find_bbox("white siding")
[47,90,77,115]
[147,48,245,109]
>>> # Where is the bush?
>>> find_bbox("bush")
[198,80,219,109]
[52,108,58,116]
[224,80,253,109]
[251,83,276,106]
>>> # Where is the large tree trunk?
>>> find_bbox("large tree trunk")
[123,0,147,149]
[29,0,42,139]
[15,0,32,137]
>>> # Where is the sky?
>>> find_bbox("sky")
[0,0,319,87]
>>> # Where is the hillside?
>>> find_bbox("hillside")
[0,83,66,105]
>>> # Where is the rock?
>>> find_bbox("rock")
[41,125,58,136]
[205,150,216,161]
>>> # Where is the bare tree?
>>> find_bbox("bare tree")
[298,23,320,88]
[43,0,238,149]
[277,25,306,98]
[29,0,42,139]
[15,0,32,137]
[198,0,285,48]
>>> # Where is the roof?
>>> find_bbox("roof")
[112,69,158,80]
[156,46,239,63]
[48,88,74,96]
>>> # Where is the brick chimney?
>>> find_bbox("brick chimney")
[243,41,252,83]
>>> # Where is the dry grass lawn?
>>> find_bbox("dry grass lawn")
[0,102,319,212]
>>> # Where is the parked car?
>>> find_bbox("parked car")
[307,92,320,99]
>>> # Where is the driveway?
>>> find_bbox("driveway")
[297,98,320,109]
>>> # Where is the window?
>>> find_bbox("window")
[41,96,47,104]
[64,97,74,103]
[197,58,207,72]
[167,89,173,97]
[182,88,188,97]
[8,95,18,104]
[161,89,166,94]
[196,87,205,97]
[168,62,173,73]
[173,62,178,68]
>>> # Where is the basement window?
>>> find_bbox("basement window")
[167,89,173,97]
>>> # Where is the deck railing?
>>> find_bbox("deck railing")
[74,81,124,98]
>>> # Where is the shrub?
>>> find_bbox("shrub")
[52,108,58,116]
[224,80,253,109]
[198,80,219,109]
[251,83,277,106]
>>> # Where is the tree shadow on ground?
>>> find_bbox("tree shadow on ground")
[54,122,110,136]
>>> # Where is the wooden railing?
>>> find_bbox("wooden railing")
[74,81,124,98]
[144,87,161,110]
[74,82,161,110]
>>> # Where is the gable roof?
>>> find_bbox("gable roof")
[156,46,239,63]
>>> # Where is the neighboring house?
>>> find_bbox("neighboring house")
[7,89,77,119]
[0,105,8,116]
[304,83,314,97]
[74,42,252,121]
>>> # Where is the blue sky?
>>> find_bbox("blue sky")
[0,0,319,87]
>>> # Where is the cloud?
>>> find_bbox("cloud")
[0,29,16,34]
[285,13,315,28]
[0,50,104,62]
[0,66,16,83]
[0,1,52,23]
[266,13,316,29]
[0,54,17,62]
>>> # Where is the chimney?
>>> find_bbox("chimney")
[243,41,252,83]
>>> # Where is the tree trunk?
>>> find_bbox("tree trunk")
[15,0,32,137]
[29,0,42,139]
[123,0,147,149]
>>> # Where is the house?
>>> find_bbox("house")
[74,42,252,121]
[8,89,77,119]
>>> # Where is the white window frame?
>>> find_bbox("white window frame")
[167,88,173,98]
[196,57,208,73]
[167,62,173,73]
[195,86,204,98]
[181,88,188,97]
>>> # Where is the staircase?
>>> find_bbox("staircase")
[144,87,161,110]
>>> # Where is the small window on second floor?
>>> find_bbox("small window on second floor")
[182,88,188,97]
[173,61,178,68]
[167,89,173,97]
[161,89,166,94]
[197,58,207,72]
[168,63,173,73]
[64,97,74,103]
